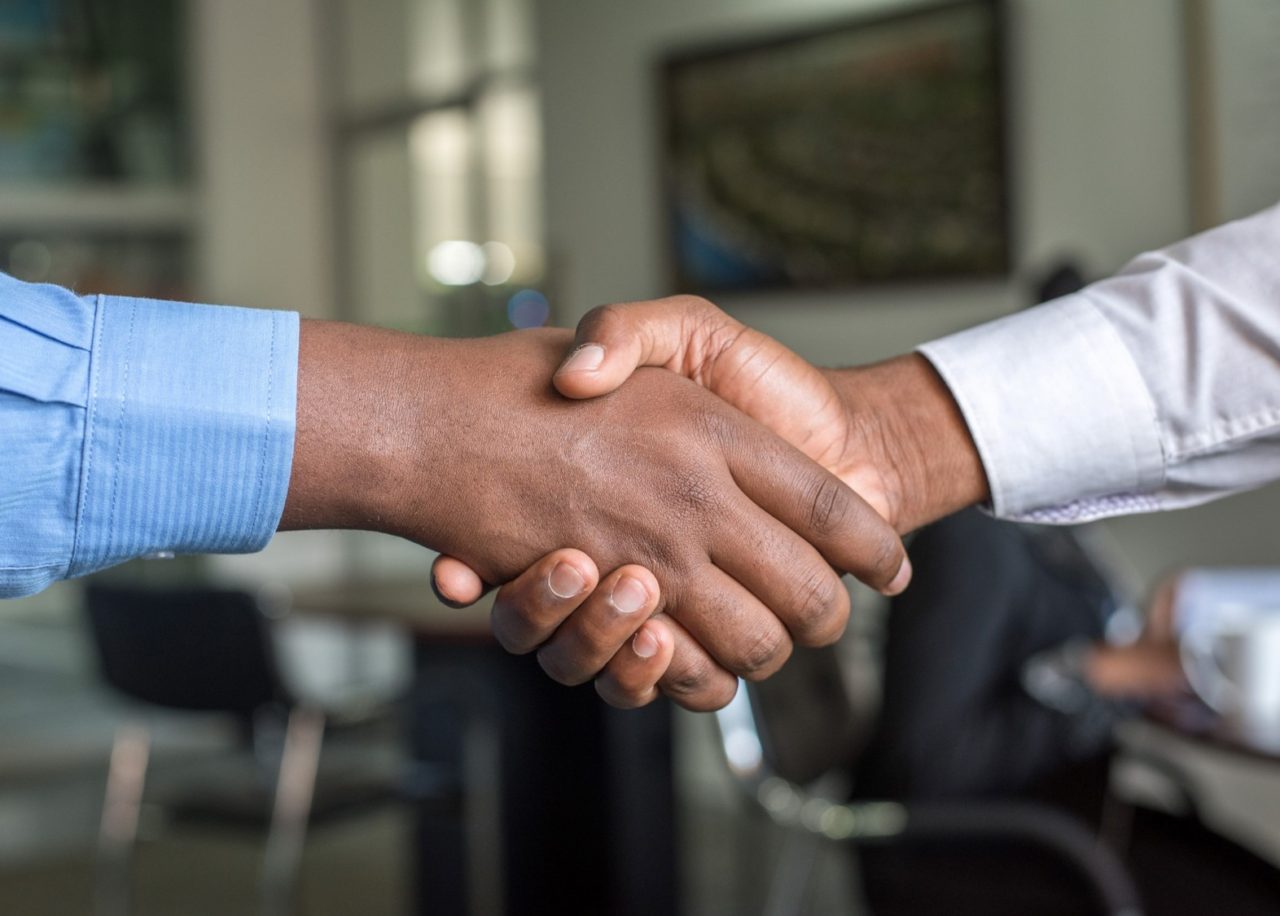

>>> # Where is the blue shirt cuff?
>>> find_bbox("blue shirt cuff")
[69,295,299,577]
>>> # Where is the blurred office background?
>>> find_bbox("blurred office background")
[2,0,1280,913]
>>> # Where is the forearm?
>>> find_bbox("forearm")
[279,321,586,568]
[825,354,988,533]
[280,319,478,549]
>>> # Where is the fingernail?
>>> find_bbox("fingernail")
[610,576,648,614]
[884,556,912,596]
[632,629,659,659]
[548,562,586,599]
[560,343,605,373]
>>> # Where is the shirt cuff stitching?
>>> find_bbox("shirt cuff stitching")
[249,313,278,538]
[68,294,105,576]
[1166,405,1280,460]
[103,299,138,562]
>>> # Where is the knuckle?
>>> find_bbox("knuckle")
[866,534,904,585]
[657,465,728,528]
[580,302,624,336]
[662,651,741,711]
[676,677,739,713]
[490,607,536,655]
[635,536,684,578]
[663,652,717,700]
[736,626,792,682]
[803,601,850,647]
[672,294,716,322]
[788,568,845,645]
[674,467,723,516]
[595,677,651,710]
[536,646,590,687]
[806,475,851,537]
[691,403,729,444]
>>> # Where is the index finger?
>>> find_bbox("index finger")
[717,415,911,596]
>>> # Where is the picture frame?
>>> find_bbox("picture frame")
[658,0,1011,294]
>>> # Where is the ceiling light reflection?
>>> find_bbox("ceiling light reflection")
[428,240,486,286]
[481,241,516,285]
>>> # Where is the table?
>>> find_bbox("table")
[1142,697,1280,763]
[290,580,679,916]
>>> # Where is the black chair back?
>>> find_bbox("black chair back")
[85,584,287,715]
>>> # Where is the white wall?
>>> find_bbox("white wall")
[192,0,437,587]
[192,0,334,318]
[192,0,371,586]
[534,0,1280,588]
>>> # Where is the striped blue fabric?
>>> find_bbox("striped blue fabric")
[0,273,299,597]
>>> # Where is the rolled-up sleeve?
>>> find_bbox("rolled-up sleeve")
[919,202,1280,524]
[0,273,298,598]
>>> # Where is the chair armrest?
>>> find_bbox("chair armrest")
[857,800,1143,916]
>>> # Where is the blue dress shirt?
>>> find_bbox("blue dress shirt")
[0,273,298,598]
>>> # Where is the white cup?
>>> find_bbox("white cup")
[1181,605,1280,742]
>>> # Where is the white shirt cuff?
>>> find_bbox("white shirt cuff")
[917,296,1166,522]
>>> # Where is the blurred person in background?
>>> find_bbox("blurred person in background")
[844,514,1280,916]
[845,261,1184,811]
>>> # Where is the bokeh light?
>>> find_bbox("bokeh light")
[481,241,516,285]
[506,289,550,328]
[427,240,486,285]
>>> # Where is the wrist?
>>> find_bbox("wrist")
[281,323,580,567]
[825,354,988,532]
[281,320,445,538]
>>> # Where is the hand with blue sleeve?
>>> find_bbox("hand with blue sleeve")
[1,275,908,712]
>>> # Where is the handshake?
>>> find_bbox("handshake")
[281,296,988,711]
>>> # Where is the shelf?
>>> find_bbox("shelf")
[0,185,196,235]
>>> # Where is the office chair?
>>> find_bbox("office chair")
[715,649,1144,916]
[1101,734,1280,914]
[84,584,404,916]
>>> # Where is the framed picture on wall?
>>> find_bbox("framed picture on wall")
[659,0,1010,294]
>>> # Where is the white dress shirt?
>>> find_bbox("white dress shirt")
[919,202,1280,523]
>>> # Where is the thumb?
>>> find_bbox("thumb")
[431,554,490,607]
[553,296,738,399]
